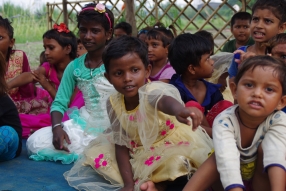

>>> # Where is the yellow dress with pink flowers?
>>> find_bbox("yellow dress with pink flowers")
[64,82,213,191]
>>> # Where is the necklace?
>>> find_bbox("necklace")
[236,108,258,130]
[87,59,102,77]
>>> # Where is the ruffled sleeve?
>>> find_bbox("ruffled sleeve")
[138,82,184,150]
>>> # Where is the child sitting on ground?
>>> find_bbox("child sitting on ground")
[114,21,132,38]
[146,22,176,83]
[228,0,286,84]
[7,23,84,138]
[0,16,37,112]
[0,52,22,162]
[184,55,286,191]
[169,33,233,136]
[195,30,215,55]
[64,35,213,191]
[222,12,254,53]
[26,3,115,164]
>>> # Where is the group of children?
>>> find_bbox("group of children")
[1,0,286,190]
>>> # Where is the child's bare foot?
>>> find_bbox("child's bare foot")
[140,181,158,191]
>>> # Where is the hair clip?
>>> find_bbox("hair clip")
[154,26,159,28]
[80,3,112,29]
[53,23,70,33]
[94,3,106,13]
[166,27,170,30]
[138,29,149,35]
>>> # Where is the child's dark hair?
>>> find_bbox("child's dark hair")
[146,22,176,47]
[168,33,213,75]
[195,30,214,54]
[252,0,286,23]
[77,3,114,43]
[235,55,286,95]
[43,24,77,60]
[266,33,286,54]
[103,36,148,73]
[0,52,7,95]
[230,12,252,27]
[39,51,47,66]
[0,16,14,61]
[114,21,132,35]
[77,38,82,45]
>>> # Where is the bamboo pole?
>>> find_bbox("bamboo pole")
[125,0,137,36]
[63,0,68,27]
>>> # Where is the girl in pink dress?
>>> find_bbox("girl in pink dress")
[8,23,84,138]
[146,22,177,83]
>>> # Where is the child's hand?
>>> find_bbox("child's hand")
[52,126,71,152]
[217,73,228,92]
[176,107,203,131]
[32,70,51,90]
[233,49,256,66]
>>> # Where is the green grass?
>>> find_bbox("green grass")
[13,18,47,44]
[2,3,47,43]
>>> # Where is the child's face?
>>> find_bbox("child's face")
[0,26,14,58]
[105,53,151,100]
[114,28,128,39]
[250,9,286,43]
[232,66,285,120]
[77,43,87,57]
[78,20,112,52]
[231,19,251,43]
[145,38,168,63]
[271,43,286,62]
[191,53,214,79]
[43,37,70,65]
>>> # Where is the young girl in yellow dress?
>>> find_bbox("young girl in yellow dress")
[65,36,213,191]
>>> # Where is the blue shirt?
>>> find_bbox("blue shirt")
[228,46,248,78]
[169,74,223,115]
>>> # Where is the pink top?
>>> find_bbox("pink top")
[20,62,85,138]
[41,62,84,110]
[149,62,176,81]
[41,62,60,89]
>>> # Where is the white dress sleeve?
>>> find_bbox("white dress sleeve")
[262,111,286,171]
[212,106,244,190]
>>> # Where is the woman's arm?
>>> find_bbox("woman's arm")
[115,144,134,191]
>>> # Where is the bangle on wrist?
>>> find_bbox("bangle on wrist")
[52,122,64,129]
